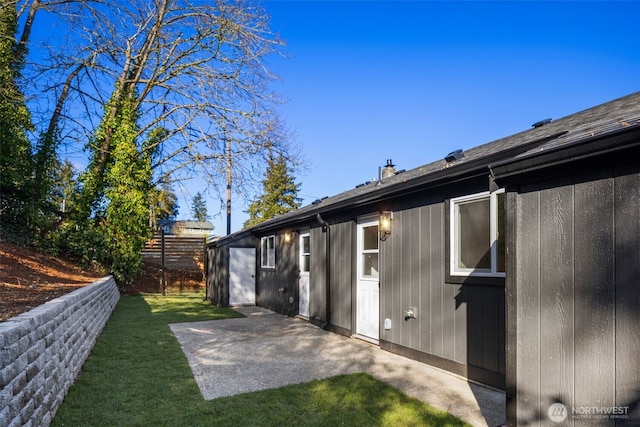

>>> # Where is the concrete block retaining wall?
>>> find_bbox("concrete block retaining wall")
[0,276,119,427]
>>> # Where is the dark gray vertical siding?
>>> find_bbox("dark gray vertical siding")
[282,233,299,315]
[467,286,483,368]
[407,208,421,349]
[310,226,326,323]
[418,204,430,353]
[382,210,402,344]
[539,180,575,415]
[379,191,504,386]
[440,284,457,362]
[482,286,503,374]
[512,162,640,424]
[206,245,227,306]
[257,233,298,316]
[614,165,640,416]
[398,209,411,348]
[574,172,615,412]
[427,202,445,357]
[452,284,467,365]
[515,183,541,423]
[206,233,259,307]
[329,220,353,331]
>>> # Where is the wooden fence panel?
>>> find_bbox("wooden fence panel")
[142,234,205,271]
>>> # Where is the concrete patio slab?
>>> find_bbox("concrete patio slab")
[170,306,506,427]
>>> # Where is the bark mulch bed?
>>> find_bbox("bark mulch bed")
[0,241,204,322]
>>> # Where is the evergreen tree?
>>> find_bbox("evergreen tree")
[191,192,209,222]
[102,91,153,284]
[150,180,179,228]
[244,154,301,229]
[0,3,34,242]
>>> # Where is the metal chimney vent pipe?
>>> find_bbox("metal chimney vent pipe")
[382,159,396,179]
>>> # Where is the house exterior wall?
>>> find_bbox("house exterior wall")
[378,180,505,389]
[309,225,326,324]
[206,179,507,389]
[206,244,227,306]
[503,145,640,424]
[327,219,354,333]
[257,233,298,316]
[204,95,640,421]
[206,233,258,307]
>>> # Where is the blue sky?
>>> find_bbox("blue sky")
[35,1,639,233]
[202,0,639,234]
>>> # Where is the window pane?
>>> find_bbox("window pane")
[362,253,379,278]
[363,225,379,250]
[261,238,268,266]
[268,237,275,267]
[458,198,491,269]
[497,192,506,273]
[261,236,276,268]
[302,236,310,254]
[301,255,310,272]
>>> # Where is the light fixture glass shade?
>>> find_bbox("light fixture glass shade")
[380,211,392,238]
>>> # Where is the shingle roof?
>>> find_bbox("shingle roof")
[160,220,215,229]
[249,92,640,233]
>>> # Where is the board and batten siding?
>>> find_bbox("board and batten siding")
[510,163,640,424]
[206,244,227,306]
[309,220,353,333]
[309,225,326,324]
[380,190,506,388]
[206,233,259,307]
[257,233,298,316]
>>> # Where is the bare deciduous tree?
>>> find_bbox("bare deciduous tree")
[17,0,296,202]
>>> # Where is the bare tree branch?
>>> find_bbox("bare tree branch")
[20,0,299,206]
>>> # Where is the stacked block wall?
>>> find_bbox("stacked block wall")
[0,276,119,427]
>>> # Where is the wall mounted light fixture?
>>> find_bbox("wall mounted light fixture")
[284,231,293,244]
[380,211,393,240]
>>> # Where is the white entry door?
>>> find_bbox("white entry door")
[229,247,256,305]
[298,231,310,318]
[356,217,380,340]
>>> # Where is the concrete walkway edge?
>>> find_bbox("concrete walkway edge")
[170,306,506,427]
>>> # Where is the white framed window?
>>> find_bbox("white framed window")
[450,190,505,277]
[300,233,310,273]
[358,221,379,279]
[261,235,276,269]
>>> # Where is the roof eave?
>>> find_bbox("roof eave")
[252,131,569,233]
[491,125,640,181]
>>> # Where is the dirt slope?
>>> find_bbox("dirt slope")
[0,241,101,321]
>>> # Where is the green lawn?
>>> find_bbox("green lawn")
[52,294,471,427]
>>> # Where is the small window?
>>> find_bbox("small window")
[300,234,310,273]
[261,235,275,269]
[361,224,379,278]
[450,190,505,277]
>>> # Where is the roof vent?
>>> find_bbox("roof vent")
[445,149,464,163]
[532,118,552,128]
